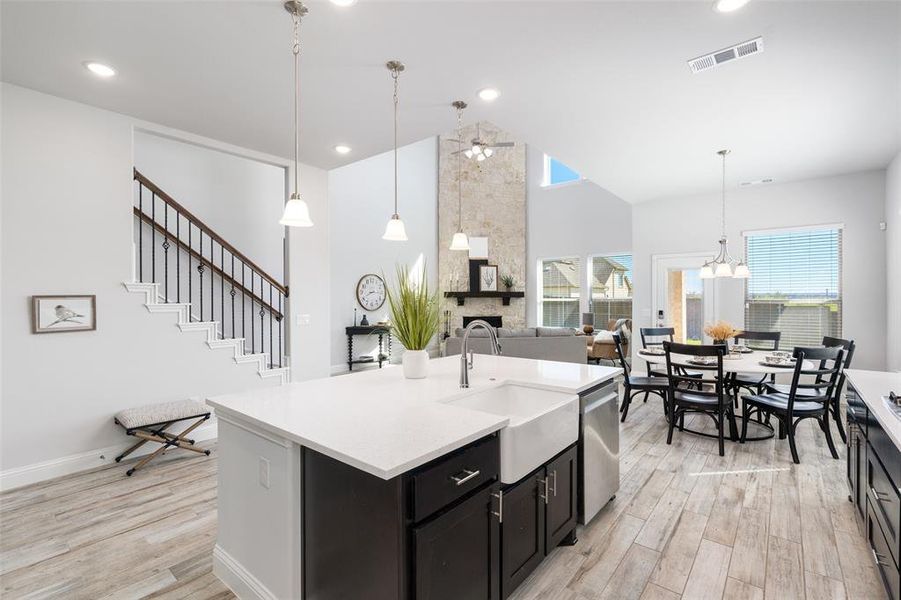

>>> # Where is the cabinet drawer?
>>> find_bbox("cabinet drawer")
[869,415,901,487]
[868,499,901,600]
[868,448,901,567]
[410,435,499,522]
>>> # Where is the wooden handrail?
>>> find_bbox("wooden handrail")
[134,168,288,296]
[134,208,284,319]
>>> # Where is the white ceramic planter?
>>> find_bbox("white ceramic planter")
[402,350,429,379]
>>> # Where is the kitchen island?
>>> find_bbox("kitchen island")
[208,355,621,600]
[845,369,901,600]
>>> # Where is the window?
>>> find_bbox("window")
[543,155,581,186]
[540,258,581,327]
[589,254,633,327]
[744,226,842,349]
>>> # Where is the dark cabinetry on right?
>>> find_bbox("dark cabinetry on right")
[500,444,578,598]
[846,384,901,600]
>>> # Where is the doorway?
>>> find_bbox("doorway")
[651,254,717,343]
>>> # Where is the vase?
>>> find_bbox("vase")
[713,339,729,351]
[403,350,429,379]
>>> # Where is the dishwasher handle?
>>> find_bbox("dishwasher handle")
[583,390,619,414]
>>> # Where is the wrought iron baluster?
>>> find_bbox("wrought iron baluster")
[188,224,192,322]
[230,255,236,340]
[198,230,204,322]
[138,184,143,282]
[269,284,273,368]
[260,288,265,366]
[152,193,156,285]
[210,235,214,330]
[163,203,169,302]
[242,263,246,352]
[278,294,283,368]
[220,245,225,339]
[250,273,255,354]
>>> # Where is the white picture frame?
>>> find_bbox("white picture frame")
[479,265,498,292]
[32,295,96,333]
[468,237,489,259]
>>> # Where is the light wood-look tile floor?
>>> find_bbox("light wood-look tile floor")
[0,399,886,600]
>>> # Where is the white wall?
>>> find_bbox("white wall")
[327,138,438,372]
[887,153,901,372]
[526,145,633,326]
[632,170,888,370]
[0,83,329,483]
[134,131,286,279]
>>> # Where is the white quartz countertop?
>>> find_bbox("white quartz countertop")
[207,355,621,480]
[845,369,901,449]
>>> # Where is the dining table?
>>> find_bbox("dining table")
[636,348,815,441]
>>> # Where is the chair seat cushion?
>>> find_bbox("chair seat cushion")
[742,393,825,412]
[764,383,821,397]
[115,399,210,430]
[628,376,669,389]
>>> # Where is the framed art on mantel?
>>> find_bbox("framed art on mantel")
[479,265,498,292]
[32,295,96,334]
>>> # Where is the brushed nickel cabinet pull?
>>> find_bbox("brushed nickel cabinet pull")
[491,490,503,523]
[450,469,480,486]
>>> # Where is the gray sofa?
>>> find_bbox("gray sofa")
[444,327,587,364]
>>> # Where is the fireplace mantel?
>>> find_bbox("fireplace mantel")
[443,291,525,306]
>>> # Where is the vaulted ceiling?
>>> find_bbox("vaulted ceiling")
[3,1,899,202]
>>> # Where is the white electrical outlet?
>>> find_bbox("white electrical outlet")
[259,457,270,489]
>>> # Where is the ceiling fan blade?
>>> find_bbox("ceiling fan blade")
[489,142,515,148]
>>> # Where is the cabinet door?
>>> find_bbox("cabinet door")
[414,484,500,600]
[848,421,860,512]
[545,445,578,552]
[501,471,546,598]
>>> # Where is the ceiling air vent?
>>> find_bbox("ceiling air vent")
[688,36,764,73]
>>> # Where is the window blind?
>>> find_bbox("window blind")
[540,258,581,327]
[744,227,842,349]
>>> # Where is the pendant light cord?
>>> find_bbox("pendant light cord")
[392,67,399,217]
[721,150,726,238]
[292,7,302,198]
[457,105,464,230]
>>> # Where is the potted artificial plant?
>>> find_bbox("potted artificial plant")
[386,263,440,379]
[501,274,516,291]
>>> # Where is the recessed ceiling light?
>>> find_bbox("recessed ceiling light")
[714,0,750,13]
[83,62,116,78]
[330,0,357,6]
[478,88,500,102]
[334,145,351,154]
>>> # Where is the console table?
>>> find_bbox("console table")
[345,325,392,371]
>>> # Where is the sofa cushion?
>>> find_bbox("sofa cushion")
[454,327,490,338]
[498,328,537,338]
[536,327,577,337]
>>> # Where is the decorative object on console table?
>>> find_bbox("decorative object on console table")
[479,265,499,292]
[581,312,595,335]
[32,295,96,334]
[386,263,440,379]
[360,314,369,326]
[345,325,391,371]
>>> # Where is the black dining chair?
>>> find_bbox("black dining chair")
[663,341,737,456]
[741,345,845,464]
[613,333,669,423]
[729,331,782,398]
[765,336,855,444]
[640,327,703,385]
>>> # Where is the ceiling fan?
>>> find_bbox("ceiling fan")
[448,101,514,162]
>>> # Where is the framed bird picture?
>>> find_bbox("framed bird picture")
[32,295,96,334]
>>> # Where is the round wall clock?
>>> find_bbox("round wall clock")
[356,273,386,311]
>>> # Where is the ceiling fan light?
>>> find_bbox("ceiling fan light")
[484,148,494,157]
[714,262,733,277]
[464,150,473,158]
[449,232,470,251]
[733,263,751,278]
[382,214,408,241]
[476,153,486,162]
[471,144,482,154]
[699,264,715,279]
[279,193,314,227]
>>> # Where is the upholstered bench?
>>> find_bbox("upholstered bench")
[114,399,211,476]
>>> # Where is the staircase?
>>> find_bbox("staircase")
[126,169,290,384]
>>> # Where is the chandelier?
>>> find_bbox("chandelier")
[700,150,750,279]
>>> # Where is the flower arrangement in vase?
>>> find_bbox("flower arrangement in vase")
[703,321,741,346]
[385,263,440,379]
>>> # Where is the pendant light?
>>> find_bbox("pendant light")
[699,149,750,279]
[449,101,470,251]
[382,61,408,241]
[279,1,314,227]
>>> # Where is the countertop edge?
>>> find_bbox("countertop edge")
[845,369,901,450]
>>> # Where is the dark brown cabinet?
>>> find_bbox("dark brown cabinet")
[414,483,501,600]
[501,444,579,599]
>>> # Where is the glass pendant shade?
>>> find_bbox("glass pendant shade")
[279,192,313,227]
[714,261,733,277]
[449,231,470,251]
[733,263,751,278]
[699,264,714,279]
[382,214,408,241]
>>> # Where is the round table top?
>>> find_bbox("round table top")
[638,349,813,375]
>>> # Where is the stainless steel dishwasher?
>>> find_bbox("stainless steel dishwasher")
[578,377,621,525]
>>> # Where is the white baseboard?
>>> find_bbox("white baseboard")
[213,544,278,600]
[0,419,218,492]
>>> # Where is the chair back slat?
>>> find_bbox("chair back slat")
[785,346,845,411]
[663,341,726,404]
[612,333,631,377]
[734,330,780,351]
[640,327,674,348]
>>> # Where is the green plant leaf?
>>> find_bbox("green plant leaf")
[384,262,440,351]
